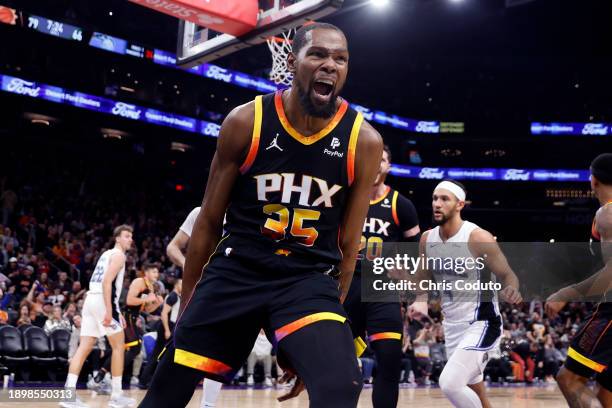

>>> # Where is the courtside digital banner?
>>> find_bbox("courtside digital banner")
[361,242,611,304]
[531,122,611,136]
[0,73,590,182]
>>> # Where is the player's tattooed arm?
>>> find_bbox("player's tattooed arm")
[469,228,522,304]
[336,120,383,303]
[181,101,255,313]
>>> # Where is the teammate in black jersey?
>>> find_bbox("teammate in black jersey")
[90,263,163,390]
[344,145,420,407]
[546,153,612,408]
[139,22,383,408]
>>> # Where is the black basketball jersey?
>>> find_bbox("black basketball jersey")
[124,278,152,316]
[223,90,364,274]
[356,186,418,274]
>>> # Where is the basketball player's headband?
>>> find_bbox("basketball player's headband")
[434,181,466,202]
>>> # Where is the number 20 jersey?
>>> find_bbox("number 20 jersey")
[223,91,364,274]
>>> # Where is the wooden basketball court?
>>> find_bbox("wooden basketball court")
[0,384,567,407]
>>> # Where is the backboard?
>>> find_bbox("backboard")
[177,0,344,68]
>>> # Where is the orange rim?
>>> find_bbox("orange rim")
[267,36,292,44]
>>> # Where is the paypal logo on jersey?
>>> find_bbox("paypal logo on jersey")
[111,102,142,120]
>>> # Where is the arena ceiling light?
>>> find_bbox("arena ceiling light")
[370,0,390,8]
[23,112,56,126]
[100,128,129,140]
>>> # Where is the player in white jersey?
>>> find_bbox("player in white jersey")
[410,181,522,408]
[61,225,136,408]
[166,207,223,408]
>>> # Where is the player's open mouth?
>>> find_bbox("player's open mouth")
[312,80,334,101]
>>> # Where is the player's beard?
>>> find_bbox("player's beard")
[296,81,337,118]
[432,212,449,226]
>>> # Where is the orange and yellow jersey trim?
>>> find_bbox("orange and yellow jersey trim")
[275,312,346,342]
[174,348,234,377]
[370,186,391,205]
[391,190,400,225]
[239,95,263,174]
[274,90,349,145]
[347,113,364,185]
[368,332,402,342]
[567,347,608,373]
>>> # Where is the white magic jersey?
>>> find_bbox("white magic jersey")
[425,221,500,324]
[88,248,125,313]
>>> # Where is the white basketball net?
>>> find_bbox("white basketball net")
[266,28,297,86]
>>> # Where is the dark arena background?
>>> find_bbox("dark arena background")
[0,0,610,407]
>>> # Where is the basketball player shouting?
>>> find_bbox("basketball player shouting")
[61,225,136,408]
[546,153,612,408]
[410,181,522,408]
[139,22,383,408]
[343,145,420,407]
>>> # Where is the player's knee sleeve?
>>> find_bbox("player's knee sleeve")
[371,339,402,380]
[308,366,363,408]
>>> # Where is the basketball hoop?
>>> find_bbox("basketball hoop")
[266,28,297,86]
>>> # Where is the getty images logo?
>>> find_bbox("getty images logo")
[323,137,343,158]
[503,169,530,181]
[7,78,41,97]
[111,102,142,120]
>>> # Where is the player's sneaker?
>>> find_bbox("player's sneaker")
[109,394,136,408]
[130,376,139,386]
[246,375,254,386]
[59,396,90,408]
[263,377,273,387]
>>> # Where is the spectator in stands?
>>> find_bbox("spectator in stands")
[5,257,19,281]
[510,338,536,383]
[56,271,71,294]
[26,281,46,313]
[13,265,34,299]
[541,337,561,383]
[413,327,434,385]
[44,305,71,334]
[48,287,65,306]
[400,331,414,383]
[63,302,77,322]
[16,303,33,327]
[37,272,51,295]
[0,285,15,310]
[71,281,86,302]
[246,329,273,387]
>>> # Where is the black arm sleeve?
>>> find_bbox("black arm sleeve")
[165,291,178,307]
[396,193,420,242]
